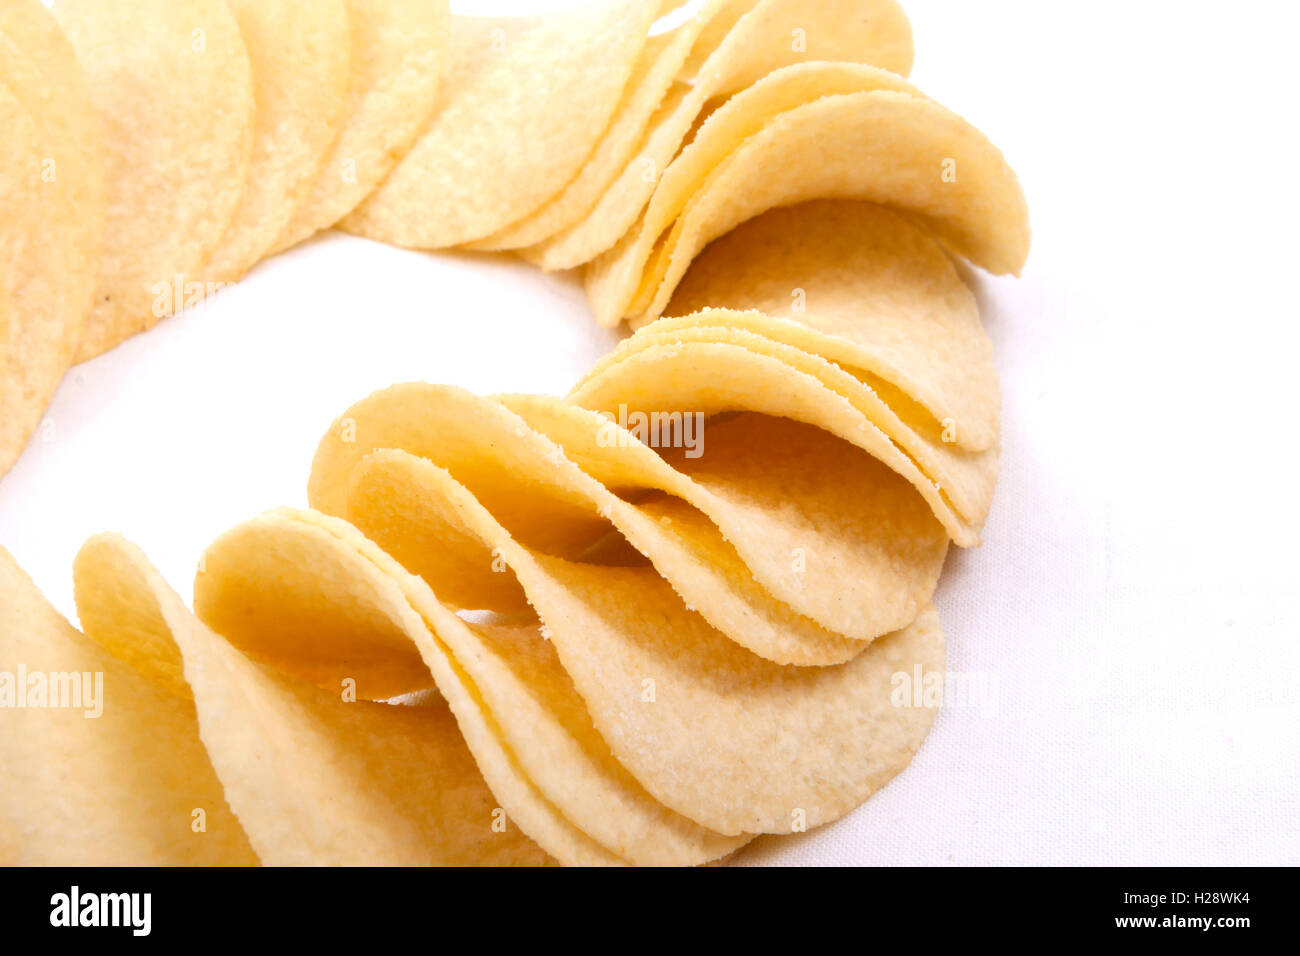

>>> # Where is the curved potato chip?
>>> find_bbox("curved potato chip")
[0,0,1022,867]
[569,338,983,544]
[311,383,932,658]
[469,0,737,252]
[344,450,945,835]
[51,0,254,359]
[203,0,351,281]
[0,547,256,865]
[588,89,1030,326]
[193,513,438,701]
[308,385,612,558]
[289,507,746,866]
[578,318,998,525]
[196,509,743,865]
[665,201,999,451]
[0,86,77,478]
[342,1,660,248]
[499,394,947,649]
[578,62,920,290]
[272,0,450,253]
[0,0,102,477]
[73,535,192,701]
[74,533,550,866]
[679,0,912,90]
[528,3,916,270]
[311,386,856,660]
[0,0,102,352]
[197,513,617,866]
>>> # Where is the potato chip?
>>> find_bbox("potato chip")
[0,0,1028,865]
[341,1,661,248]
[192,512,439,702]
[664,201,1000,451]
[0,87,76,479]
[569,335,983,544]
[577,318,998,526]
[195,514,616,866]
[574,62,921,288]
[0,0,103,350]
[74,533,552,866]
[308,385,613,558]
[345,449,945,835]
[525,2,917,270]
[573,63,922,308]
[467,0,738,252]
[0,547,256,865]
[588,89,1030,326]
[272,0,450,253]
[0,1,103,476]
[678,0,912,89]
[499,394,947,648]
[311,387,855,663]
[310,383,938,658]
[51,0,255,360]
[195,509,743,865]
[202,0,351,282]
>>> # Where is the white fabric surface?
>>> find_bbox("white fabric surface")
[1,0,1296,865]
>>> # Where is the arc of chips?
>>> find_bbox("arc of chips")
[0,0,1029,865]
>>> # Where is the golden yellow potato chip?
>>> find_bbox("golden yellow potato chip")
[0,546,256,865]
[0,0,1028,866]
[308,386,611,558]
[578,319,998,527]
[272,0,450,253]
[202,0,351,282]
[311,386,852,663]
[74,533,552,866]
[344,449,945,835]
[678,0,912,89]
[310,383,939,658]
[72,534,193,702]
[526,2,916,270]
[195,509,743,865]
[0,91,27,474]
[575,60,921,303]
[500,394,947,650]
[665,200,1000,451]
[0,0,102,349]
[468,0,739,252]
[0,86,78,479]
[588,88,1030,326]
[51,0,255,359]
[569,334,984,544]
[342,1,661,248]
[0,0,103,477]
[195,513,615,866]
[193,514,438,702]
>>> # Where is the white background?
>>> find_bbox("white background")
[3,1,1297,865]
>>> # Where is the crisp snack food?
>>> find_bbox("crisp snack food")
[195,509,745,865]
[0,0,1028,866]
[341,0,662,247]
[271,0,450,253]
[73,533,550,866]
[50,0,255,359]
[0,0,102,476]
[518,1,919,269]
[665,200,999,451]
[0,547,257,865]
[201,0,351,282]
[587,84,1029,326]
[472,0,914,262]
[0,87,66,479]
